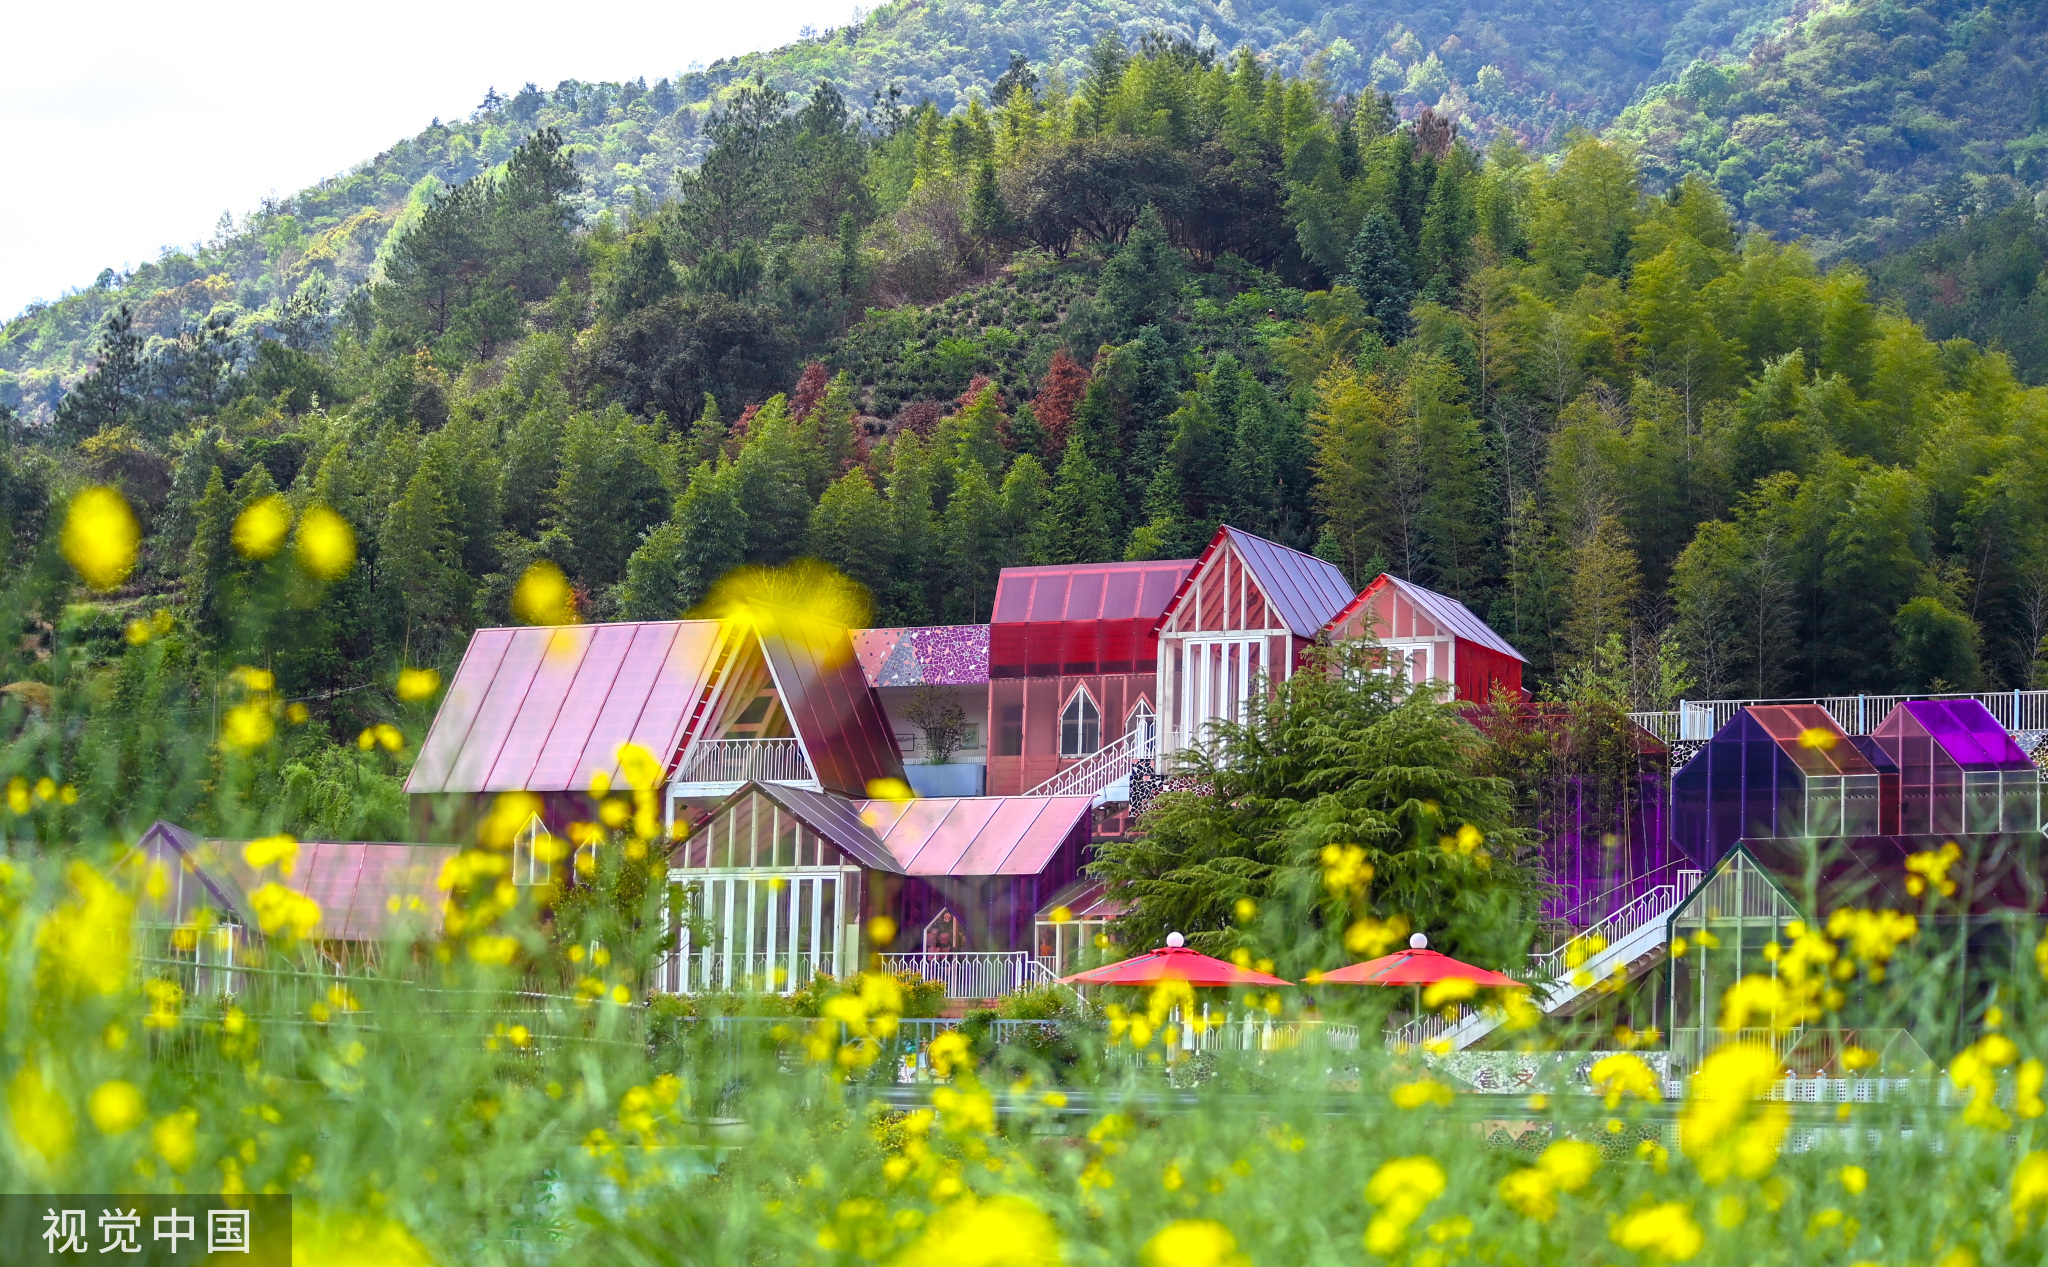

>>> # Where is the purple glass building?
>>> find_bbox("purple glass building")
[1870,699,2041,835]
[1671,704,1883,866]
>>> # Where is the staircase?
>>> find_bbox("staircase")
[1024,729,1155,803]
[1390,871,1701,1052]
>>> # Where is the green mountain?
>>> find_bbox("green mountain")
[1615,0,2048,261]
[2,0,1803,412]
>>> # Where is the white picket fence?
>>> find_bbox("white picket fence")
[1630,689,2048,744]
[879,952,1058,999]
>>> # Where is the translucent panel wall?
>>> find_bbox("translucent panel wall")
[1668,848,1804,1074]
[1671,705,1880,865]
[1873,700,2041,836]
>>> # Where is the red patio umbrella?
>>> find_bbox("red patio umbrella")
[1316,933,1523,988]
[1061,932,1292,987]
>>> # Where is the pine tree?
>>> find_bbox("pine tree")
[1041,416,1122,565]
[1343,208,1416,341]
[378,464,467,652]
[730,396,812,565]
[883,432,938,623]
[547,407,673,586]
[671,460,749,611]
[941,463,1008,621]
[620,522,689,620]
[1310,367,1400,585]
[809,468,896,603]
[184,467,235,641]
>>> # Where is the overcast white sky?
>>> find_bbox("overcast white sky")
[0,0,863,317]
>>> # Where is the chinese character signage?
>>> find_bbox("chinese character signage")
[0,1196,287,1263]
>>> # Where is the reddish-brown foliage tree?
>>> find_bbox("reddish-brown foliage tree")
[1032,349,1089,457]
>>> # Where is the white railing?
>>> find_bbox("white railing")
[880,952,1058,999]
[1024,728,1155,799]
[1631,689,2048,745]
[1529,871,1698,985]
[676,737,814,785]
[1388,869,1701,1052]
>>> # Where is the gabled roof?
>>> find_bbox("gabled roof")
[992,559,1194,625]
[1332,574,1528,663]
[1729,705,1878,777]
[1875,699,2034,770]
[132,821,456,941]
[758,622,906,796]
[407,621,726,794]
[852,625,991,686]
[856,794,1096,875]
[729,783,902,873]
[1156,526,1355,639]
[689,784,1097,879]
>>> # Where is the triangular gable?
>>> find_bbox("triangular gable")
[756,622,906,797]
[1329,574,1528,663]
[1154,525,1354,639]
[686,781,902,873]
[408,621,726,794]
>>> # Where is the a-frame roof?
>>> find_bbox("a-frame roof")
[409,618,904,798]
[689,783,1096,878]
[408,621,726,794]
[1329,574,1529,663]
[1155,525,1356,639]
[132,821,456,941]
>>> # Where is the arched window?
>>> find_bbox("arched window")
[1060,688,1101,757]
[1126,699,1157,753]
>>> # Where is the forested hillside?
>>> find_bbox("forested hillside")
[0,0,1816,409]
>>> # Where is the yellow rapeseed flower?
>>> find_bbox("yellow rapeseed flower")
[1391,1078,1454,1109]
[243,833,299,876]
[232,493,291,559]
[296,504,357,580]
[1421,976,1477,1010]
[468,935,519,965]
[1905,842,1961,898]
[153,1108,198,1171]
[9,1065,76,1167]
[1838,1165,1867,1195]
[2014,1152,2048,1230]
[248,883,321,940]
[1364,1156,1445,1255]
[396,667,442,702]
[895,1195,1061,1267]
[1680,1043,1788,1183]
[513,560,576,625]
[1610,1202,1703,1261]
[1591,1052,1663,1107]
[88,1081,145,1134]
[39,862,134,995]
[1541,1139,1600,1191]
[292,1209,435,1267]
[62,486,140,590]
[1344,914,1409,956]
[1143,1219,1247,1267]
[222,700,276,750]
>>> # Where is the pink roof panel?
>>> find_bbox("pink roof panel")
[408,622,726,794]
[991,560,1196,624]
[856,795,1094,877]
[1336,575,1526,663]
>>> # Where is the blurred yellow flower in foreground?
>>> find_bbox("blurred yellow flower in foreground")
[2014,1152,2048,1230]
[233,493,291,558]
[244,833,299,876]
[1681,1043,1788,1183]
[39,862,134,995]
[1143,1219,1246,1267]
[513,561,576,625]
[9,1065,75,1167]
[1610,1202,1703,1261]
[293,1208,436,1267]
[223,699,276,750]
[152,1108,197,1171]
[1591,1052,1663,1107]
[249,883,321,940]
[297,504,357,580]
[1364,1156,1445,1255]
[895,1195,1060,1267]
[397,666,442,701]
[88,1080,145,1134]
[61,485,140,590]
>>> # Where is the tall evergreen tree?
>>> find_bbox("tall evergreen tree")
[1343,208,1416,341]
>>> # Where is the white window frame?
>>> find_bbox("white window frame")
[1060,686,1102,758]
